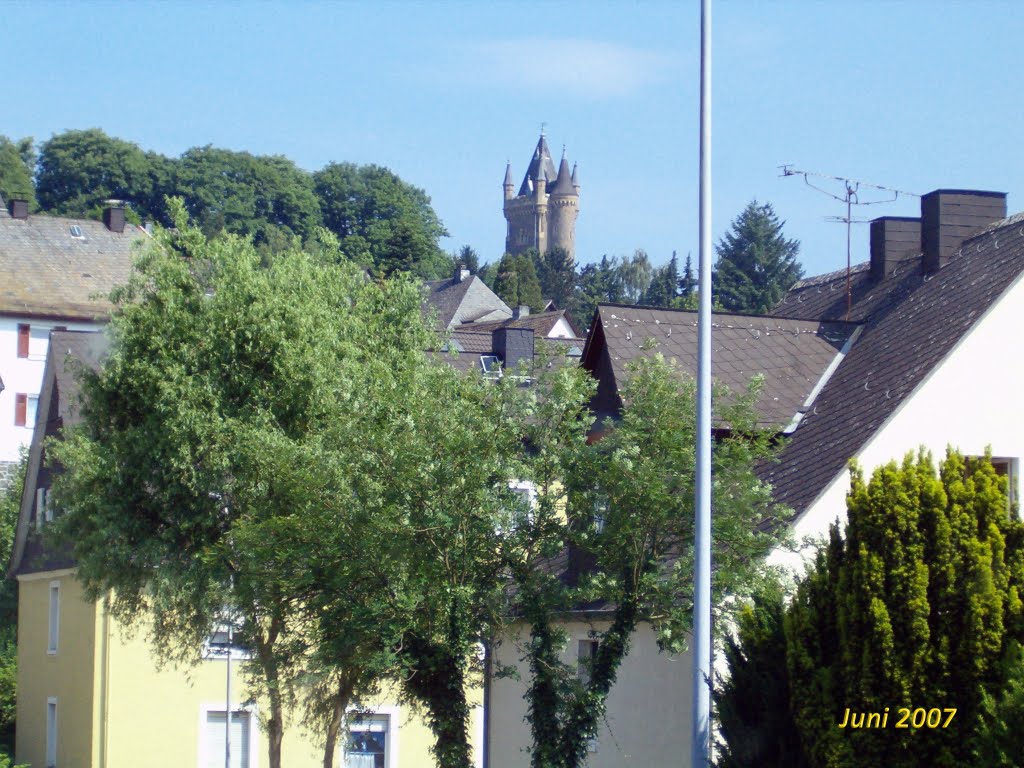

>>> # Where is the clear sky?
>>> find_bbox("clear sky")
[3,0,1022,279]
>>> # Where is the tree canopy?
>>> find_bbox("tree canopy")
[0,136,35,207]
[492,251,545,312]
[714,201,802,314]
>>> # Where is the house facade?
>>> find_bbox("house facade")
[0,198,143,489]
[10,331,483,768]
[485,188,1024,765]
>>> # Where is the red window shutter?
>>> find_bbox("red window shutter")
[17,325,29,358]
[14,394,27,426]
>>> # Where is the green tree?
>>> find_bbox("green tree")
[713,201,802,314]
[48,203,427,768]
[680,253,696,300]
[569,255,624,327]
[0,136,35,207]
[641,251,681,308]
[493,251,544,312]
[511,359,786,768]
[35,128,156,219]
[451,245,481,276]
[616,249,653,304]
[714,582,808,768]
[313,162,449,279]
[172,146,321,245]
[785,450,1024,768]
[533,247,575,311]
[0,451,26,756]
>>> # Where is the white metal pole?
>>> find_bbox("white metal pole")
[225,580,233,768]
[692,0,713,766]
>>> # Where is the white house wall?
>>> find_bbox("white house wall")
[775,269,1024,571]
[488,621,690,768]
[0,317,96,465]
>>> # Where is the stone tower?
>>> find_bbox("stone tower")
[503,131,580,261]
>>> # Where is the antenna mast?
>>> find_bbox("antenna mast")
[779,165,918,320]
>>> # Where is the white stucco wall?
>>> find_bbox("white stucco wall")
[0,317,96,464]
[489,621,691,768]
[773,270,1024,571]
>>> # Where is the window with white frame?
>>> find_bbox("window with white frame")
[28,326,49,360]
[26,394,39,428]
[343,713,389,768]
[577,639,599,684]
[46,697,57,768]
[203,709,252,768]
[989,457,1019,512]
[47,582,60,654]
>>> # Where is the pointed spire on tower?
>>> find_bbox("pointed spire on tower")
[550,150,575,195]
[571,162,579,188]
[519,130,558,197]
[503,161,513,187]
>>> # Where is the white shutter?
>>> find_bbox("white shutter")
[205,710,250,768]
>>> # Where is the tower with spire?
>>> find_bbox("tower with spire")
[503,130,580,261]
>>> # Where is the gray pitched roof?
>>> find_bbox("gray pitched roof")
[582,305,858,429]
[549,154,576,196]
[767,210,1024,516]
[423,274,512,329]
[453,309,579,338]
[10,330,110,577]
[0,211,147,320]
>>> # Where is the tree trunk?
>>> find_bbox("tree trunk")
[254,616,286,768]
[323,676,356,768]
[403,633,474,768]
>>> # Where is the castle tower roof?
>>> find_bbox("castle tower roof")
[571,162,579,187]
[518,133,558,197]
[549,152,576,196]
[503,161,513,188]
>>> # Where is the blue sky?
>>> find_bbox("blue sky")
[3,1,1022,279]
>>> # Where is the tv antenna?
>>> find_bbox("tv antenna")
[779,165,918,320]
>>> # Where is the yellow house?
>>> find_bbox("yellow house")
[9,331,483,768]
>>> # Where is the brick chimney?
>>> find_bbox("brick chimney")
[921,190,1006,273]
[103,201,126,233]
[512,305,530,320]
[492,327,534,374]
[453,264,471,283]
[870,216,920,281]
[7,199,28,220]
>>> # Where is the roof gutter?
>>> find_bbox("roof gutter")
[782,324,863,435]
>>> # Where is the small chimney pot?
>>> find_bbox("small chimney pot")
[512,305,530,320]
[921,189,1006,273]
[870,217,921,282]
[103,203,126,233]
[7,199,28,220]
[454,264,471,283]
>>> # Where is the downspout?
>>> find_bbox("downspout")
[99,594,111,768]
[482,641,491,768]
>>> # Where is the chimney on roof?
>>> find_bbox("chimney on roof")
[921,189,1006,273]
[103,201,126,233]
[7,199,28,220]
[512,305,530,320]
[870,216,920,281]
[454,264,471,283]
[492,327,534,374]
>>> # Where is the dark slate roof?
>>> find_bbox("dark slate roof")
[549,155,576,196]
[11,330,110,577]
[518,134,559,197]
[437,331,582,375]
[0,211,147,320]
[767,211,1024,517]
[423,274,512,329]
[583,305,858,429]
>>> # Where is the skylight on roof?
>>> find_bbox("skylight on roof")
[69,225,84,239]
[480,355,502,378]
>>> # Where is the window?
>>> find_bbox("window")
[343,713,389,768]
[204,710,251,768]
[479,355,502,379]
[577,639,599,684]
[989,457,1019,512]
[46,698,57,768]
[36,487,50,530]
[28,327,49,359]
[14,394,26,427]
[48,582,60,654]
[69,225,84,239]
[17,324,29,358]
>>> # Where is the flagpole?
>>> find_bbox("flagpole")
[691,0,713,765]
